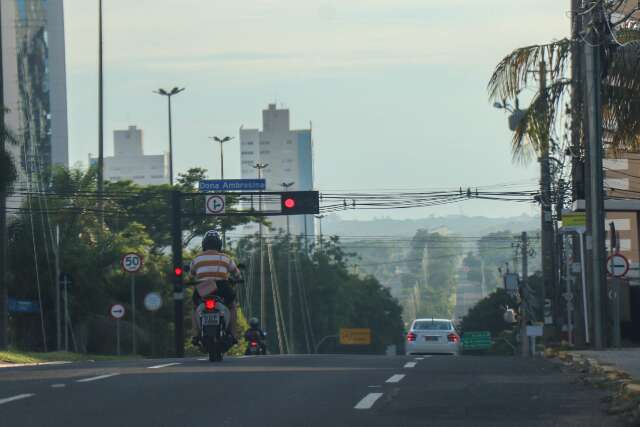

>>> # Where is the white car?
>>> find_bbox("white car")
[405,318,461,356]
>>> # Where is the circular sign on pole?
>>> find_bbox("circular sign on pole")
[144,292,163,312]
[205,195,226,215]
[121,253,143,273]
[110,304,125,319]
[606,253,629,278]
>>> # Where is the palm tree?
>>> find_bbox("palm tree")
[487,9,640,162]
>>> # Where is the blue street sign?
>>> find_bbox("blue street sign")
[199,179,266,192]
[8,298,40,314]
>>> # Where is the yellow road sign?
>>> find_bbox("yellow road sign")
[339,328,371,345]
[562,212,586,229]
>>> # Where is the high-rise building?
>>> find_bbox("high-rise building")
[1,0,69,182]
[90,126,168,186]
[239,104,314,236]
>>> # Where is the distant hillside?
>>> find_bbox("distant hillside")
[323,214,540,237]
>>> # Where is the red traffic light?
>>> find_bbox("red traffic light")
[284,198,296,209]
[174,267,183,277]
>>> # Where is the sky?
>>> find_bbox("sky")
[63,0,570,220]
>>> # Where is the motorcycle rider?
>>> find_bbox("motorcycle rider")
[190,230,242,346]
[244,317,267,354]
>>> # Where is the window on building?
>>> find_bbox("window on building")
[260,150,270,155]
[246,141,254,145]
[242,161,254,165]
[151,175,164,179]
[241,151,254,155]
[262,141,270,145]
[133,175,145,179]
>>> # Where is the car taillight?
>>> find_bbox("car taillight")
[447,333,459,343]
[204,298,216,311]
[250,341,257,347]
[407,332,416,342]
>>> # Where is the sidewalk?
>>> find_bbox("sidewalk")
[573,348,640,379]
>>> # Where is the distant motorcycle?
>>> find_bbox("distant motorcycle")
[244,330,267,356]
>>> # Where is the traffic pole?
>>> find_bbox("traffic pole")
[521,232,529,358]
[131,274,136,354]
[171,190,184,357]
[116,318,121,356]
[55,226,61,351]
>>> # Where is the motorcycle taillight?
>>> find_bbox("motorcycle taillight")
[204,298,216,311]
[250,341,258,347]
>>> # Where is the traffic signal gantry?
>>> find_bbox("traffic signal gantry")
[170,189,320,357]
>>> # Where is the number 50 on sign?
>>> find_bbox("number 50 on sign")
[121,253,143,273]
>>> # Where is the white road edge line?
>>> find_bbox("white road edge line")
[50,384,66,388]
[76,373,120,383]
[385,374,405,384]
[404,362,417,368]
[0,394,35,405]
[147,362,181,369]
[354,393,384,410]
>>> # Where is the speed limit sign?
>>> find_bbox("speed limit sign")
[121,253,143,273]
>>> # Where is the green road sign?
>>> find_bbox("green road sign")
[462,331,492,351]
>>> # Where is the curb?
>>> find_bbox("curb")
[546,348,640,423]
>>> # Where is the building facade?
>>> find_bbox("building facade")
[239,104,314,236]
[91,126,168,186]
[1,0,69,184]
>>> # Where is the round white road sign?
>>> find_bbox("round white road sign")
[144,292,163,312]
[205,195,226,215]
[606,253,629,277]
[110,304,126,319]
[121,253,143,273]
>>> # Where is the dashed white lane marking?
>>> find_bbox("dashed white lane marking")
[354,393,384,410]
[368,385,382,388]
[51,384,66,389]
[404,362,417,368]
[147,362,181,369]
[414,357,424,360]
[76,373,120,383]
[197,358,207,361]
[385,374,405,383]
[0,394,35,405]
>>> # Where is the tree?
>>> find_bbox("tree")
[488,8,640,161]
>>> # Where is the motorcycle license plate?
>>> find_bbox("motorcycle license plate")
[202,313,220,326]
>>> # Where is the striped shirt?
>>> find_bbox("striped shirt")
[190,250,240,282]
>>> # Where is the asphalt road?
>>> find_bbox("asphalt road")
[0,354,623,427]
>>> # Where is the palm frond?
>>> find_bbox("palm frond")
[488,39,572,102]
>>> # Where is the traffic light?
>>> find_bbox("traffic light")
[280,191,320,215]
[174,266,183,278]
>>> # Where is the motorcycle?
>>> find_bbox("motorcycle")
[244,330,267,356]
[197,293,234,362]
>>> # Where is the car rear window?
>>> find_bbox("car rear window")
[413,320,452,331]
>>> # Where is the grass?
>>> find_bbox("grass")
[0,349,142,364]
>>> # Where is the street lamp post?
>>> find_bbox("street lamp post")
[281,181,295,352]
[154,87,185,186]
[209,136,234,180]
[253,163,269,329]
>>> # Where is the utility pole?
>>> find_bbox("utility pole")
[520,232,530,357]
[55,226,61,351]
[97,0,104,221]
[253,162,268,328]
[584,1,605,349]
[0,0,7,350]
[315,215,325,253]
[539,60,555,331]
[281,181,295,352]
